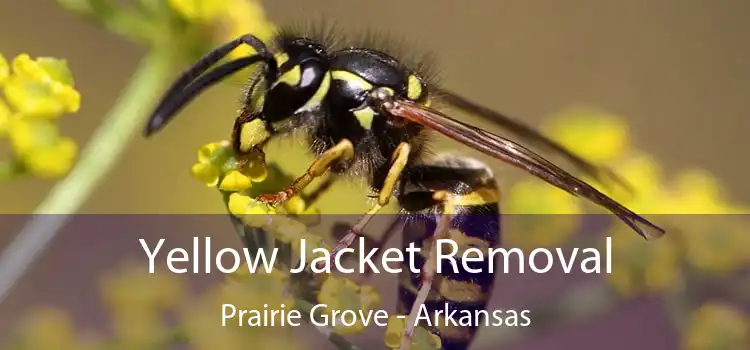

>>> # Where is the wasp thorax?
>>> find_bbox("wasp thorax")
[261,39,331,123]
[366,87,394,113]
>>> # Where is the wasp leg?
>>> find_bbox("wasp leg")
[258,139,355,205]
[301,173,339,208]
[400,191,456,350]
[326,142,412,261]
[338,217,402,284]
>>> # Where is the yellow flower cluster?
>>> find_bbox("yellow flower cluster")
[101,264,185,348]
[315,276,381,334]
[6,263,308,350]
[6,308,94,350]
[600,158,748,294]
[504,178,584,250]
[191,139,324,248]
[384,316,442,350]
[184,268,300,350]
[504,108,632,249]
[544,108,630,163]
[190,140,319,219]
[605,225,681,298]
[192,138,388,321]
[190,140,385,342]
[191,141,268,190]
[5,264,184,350]
[0,53,80,179]
[503,107,750,297]
[541,108,749,217]
[663,171,750,273]
[504,108,632,251]
[684,302,748,350]
[168,0,277,59]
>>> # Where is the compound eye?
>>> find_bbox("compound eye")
[406,74,428,102]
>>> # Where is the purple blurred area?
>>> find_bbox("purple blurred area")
[2,214,746,349]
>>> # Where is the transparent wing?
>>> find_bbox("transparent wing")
[435,87,633,194]
[384,98,665,239]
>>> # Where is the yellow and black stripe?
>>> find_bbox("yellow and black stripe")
[397,155,501,350]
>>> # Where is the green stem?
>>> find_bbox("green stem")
[0,49,174,303]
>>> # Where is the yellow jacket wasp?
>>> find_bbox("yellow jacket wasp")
[144,25,665,350]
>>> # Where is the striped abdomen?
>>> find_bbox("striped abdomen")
[396,156,501,350]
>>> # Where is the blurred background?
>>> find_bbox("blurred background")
[1,0,750,213]
[0,0,748,349]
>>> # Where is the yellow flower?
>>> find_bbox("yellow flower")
[227,192,252,216]
[684,302,748,350]
[664,169,733,214]
[384,315,442,350]
[182,301,248,350]
[7,117,54,154]
[605,226,681,297]
[7,118,78,178]
[296,207,322,226]
[316,276,381,335]
[168,0,226,23]
[3,54,80,118]
[15,308,86,350]
[619,154,663,195]
[269,215,308,243]
[219,170,252,191]
[0,53,8,85]
[111,310,166,349]
[197,141,227,163]
[0,53,80,180]
[506,180,583,215]
[647,169,750,272]
[3,74,78,119]
[183,283,301,350]
[0,98,12,135]
[190,141,267,190]
[219,0,278,60]
[168,0,277,60]
[190,162,220,186]
[283,195,307,214]
[165,0,279,86]
[598,153,667,213]
[190,141,230,187]
[544,108,630,163]
[182,285,274,350]
[504,179,583,249]
[227,192,276,227]
[12,54,75,84]
[101,264,185,315]
[678,215,750,273]
[292,232,331,265]
[227,266,289,286]
[23,137,77,178]
[219,270,294,317]
[280,194,322,225]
